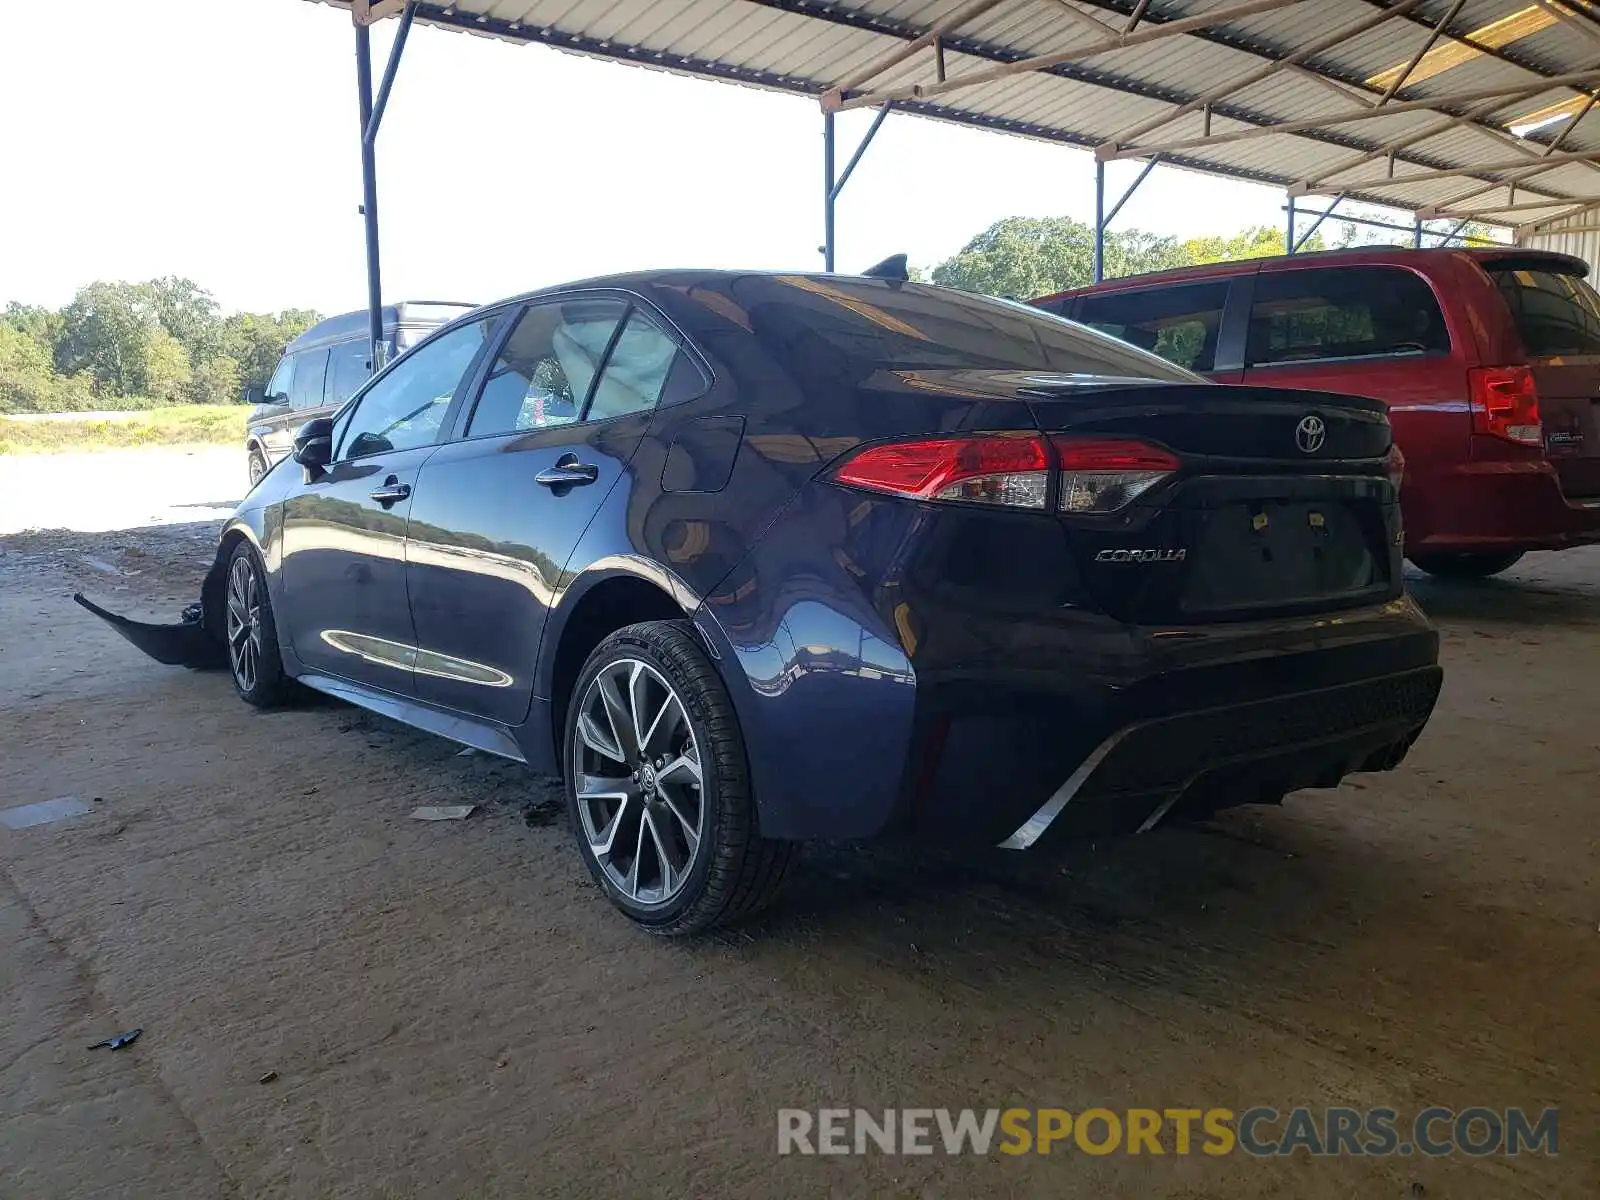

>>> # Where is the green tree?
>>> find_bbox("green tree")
[931,216,1190,299]
[0,324,57,413]
[56,281,160,396]
[141,276,222,367]
[144,331,193,403]
[188,353,242,405]
[1180,224,1316,264]
[219,308,319,392]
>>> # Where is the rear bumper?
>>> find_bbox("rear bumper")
[1406,458,1600,553]
[900,596,1441,847]
[997,667,1441,848]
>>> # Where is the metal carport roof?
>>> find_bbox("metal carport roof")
[323,0,1600,232]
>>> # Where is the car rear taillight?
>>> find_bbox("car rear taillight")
[832,433,1050,509]
[1468,365,1543,447]
[1051,437,1180,514]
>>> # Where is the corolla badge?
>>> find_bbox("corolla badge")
[1094,548,1187,563]
[1295,414,1327,454]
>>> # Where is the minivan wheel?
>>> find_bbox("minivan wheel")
[1409,551,1524,580]
[225,541,290,708]
[247,448,269,486]
[564,620,797,936]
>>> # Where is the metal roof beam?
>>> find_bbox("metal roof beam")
[1430,88,1600,210]
[1379,0,1468,104]
[828,0,1004,96]
[825,0,1307,112]
[1105,68,1600,161]
[1425,194,1600,218]
[1302,147,1600,195]
[1102,0,1426,151]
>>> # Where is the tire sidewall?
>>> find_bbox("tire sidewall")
[563,628,731,929]
[227,541,285,706]
[247,450,267,486]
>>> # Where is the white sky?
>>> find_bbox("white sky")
[1,0,1312,317]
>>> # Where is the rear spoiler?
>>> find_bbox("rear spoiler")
[1466,250,1590,277]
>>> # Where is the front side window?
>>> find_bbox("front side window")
[290,349,330,409]
[265,354,296,404]
[338,319,495,459]
[1489,265,1600,357]
[1077,282,1230,372]
[466,299,627,437]
[1247,268,1450,367]
[327,341,372,407]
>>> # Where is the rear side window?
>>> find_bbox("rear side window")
[290,349,329,408]
[1489,266,1600,356]
[467,299,627,437]
[1247,268,1450,367]
[586,310,682,421]
[717,277,1198,382]
[1076,282,1229,372]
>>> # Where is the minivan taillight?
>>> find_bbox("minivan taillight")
[830,433,1179,514]
[1468,365,1543,447]
[1051,437,1180,513]
[832,433,1050,509]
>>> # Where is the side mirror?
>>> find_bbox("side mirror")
[292,417,334,476]
[244,385,266,406]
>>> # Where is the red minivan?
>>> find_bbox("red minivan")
[1034,247,1600,577]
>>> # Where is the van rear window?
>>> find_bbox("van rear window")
[1489,266,1600,357]
[1247,267,1450,367]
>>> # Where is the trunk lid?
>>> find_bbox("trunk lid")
[1484,263,1600,497]
[1022,381,1400,623]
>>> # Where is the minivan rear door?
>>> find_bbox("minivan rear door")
[1484,263,1600,498]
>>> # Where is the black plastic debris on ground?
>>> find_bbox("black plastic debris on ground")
[88,1028,142,1051]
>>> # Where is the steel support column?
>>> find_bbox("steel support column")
[1093,159,1106,283]
[356,24,384,370]
[1286,194,1296,257]
[354,1,416,375]
[1414,218,1423,248]
[821,104,893,273]
[823,111,836,272]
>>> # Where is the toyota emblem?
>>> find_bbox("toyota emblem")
[1295,414,1326,454]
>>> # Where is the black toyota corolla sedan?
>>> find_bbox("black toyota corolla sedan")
[81,269,1442,934]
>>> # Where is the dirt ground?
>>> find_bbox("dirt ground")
[0,467,1596,1197]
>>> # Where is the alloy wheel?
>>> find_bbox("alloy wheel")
[572,657,704,907]
[226,555,263,694]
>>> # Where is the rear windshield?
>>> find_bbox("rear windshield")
[712,276,1200,382]
[1489,265,1600,357]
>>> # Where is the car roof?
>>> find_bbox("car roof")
[284,301,477,354]
[1033,246,1591,305]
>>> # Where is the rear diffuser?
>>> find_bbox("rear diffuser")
[73,593,226,669]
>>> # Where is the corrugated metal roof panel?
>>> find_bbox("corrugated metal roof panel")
[308,0,1600,224]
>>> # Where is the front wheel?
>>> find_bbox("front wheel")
[247,448,269,487]
[564,620,797,936]
[225,541,290,708]
[1409,551,1524,580]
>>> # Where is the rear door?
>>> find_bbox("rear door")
[1073,279,1244,382]
[1484,263,1600,498]
[404,296,698,724]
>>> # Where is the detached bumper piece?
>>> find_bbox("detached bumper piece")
[73,593,226,669]
[1001,667,1443,848]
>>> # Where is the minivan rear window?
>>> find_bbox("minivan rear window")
[1488,265,1600,357]
[1076,281,1229,372]
[1247,267,1450,367]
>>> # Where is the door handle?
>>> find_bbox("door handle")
[369,479,412,505]
[535,455,600,488]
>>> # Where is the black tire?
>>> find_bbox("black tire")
[247,448,269,487]
[1409,551,1524,580]
[224,541,291,708]
[564,619,797,936]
